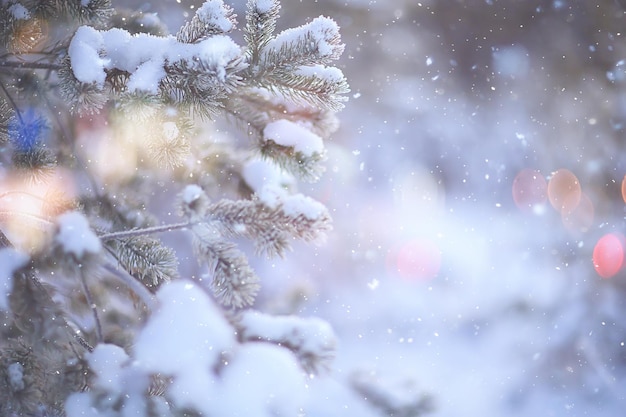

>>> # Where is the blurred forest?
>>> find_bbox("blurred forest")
[222,0,626,415]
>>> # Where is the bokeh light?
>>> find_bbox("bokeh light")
[547,169,581,213]
[621,175,626,204]
[389,238,442,281]
[0,168,76,251]
[512,168,547,212]
[592,233,625,279]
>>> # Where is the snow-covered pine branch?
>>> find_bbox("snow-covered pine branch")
[0,0,348,414]
[237,309,337,373]
[176,0,237,43]
[244,0,281,66]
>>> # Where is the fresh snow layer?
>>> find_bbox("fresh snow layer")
[196,0,234,32]
[268,16,340,58]
[254,0,276,13]
[242,158,327,219]
[55,211,102,258]
[263,119,324,156]
[68,25,242,93]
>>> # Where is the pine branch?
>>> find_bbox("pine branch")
[227,87,340,139]
[0,61,63,70]
[107,236,179,288]
[259,139,326,182]
[265,16,345,66]
[0,229,94,353]
[98,221,192,241]
[78,268,103,343]
[237,310,337,374]
[208,196,331,257]
[177,0,237,43]
[161,53,247,119]
[197,238,260,307]
[58,57,107,115]
[0,95,14,143]
[244,0,281,67]
[261,67,350,111]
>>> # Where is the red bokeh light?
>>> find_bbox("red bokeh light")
[389,239,442,281]
[592,233,625,279]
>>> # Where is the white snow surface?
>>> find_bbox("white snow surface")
[263,119,324,156]
[268,16,340,58]
[296,64,345,83]
[68,25,242,92]
[212,343,306,417]
[240,310,336,357]
[87,344,129,394]
[182,183,205,204]
[132,280,308,416]
[8,3,29,20]
[242,158,327,219]
[254,0,276,13]
[242,157,293,195]
[0,248,28,311]
[134,280,235,414]
[55,211,101,258]
[134,280,235,374]
[7,362,24,391]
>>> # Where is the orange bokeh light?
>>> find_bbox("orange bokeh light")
[547,169,581,213]
[0,168,76,251]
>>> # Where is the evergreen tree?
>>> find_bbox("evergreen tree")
[0,1,421,415]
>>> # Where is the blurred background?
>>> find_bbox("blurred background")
[117,0,626,415]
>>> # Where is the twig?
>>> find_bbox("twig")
[98,221,192,241]
[79,268,103,344]
[0,81,23,124]
[0,60,63,70]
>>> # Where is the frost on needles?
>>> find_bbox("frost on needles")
[0,0,349,416]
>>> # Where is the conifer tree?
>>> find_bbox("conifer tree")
[0,1,391,415]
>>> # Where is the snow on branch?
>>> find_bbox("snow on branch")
[242,158,331,223]
[177,0,237,43]
[237,310,337,373]
[0,0,350,412]
[54,211,101,260]
[244,13,349,111]
[199,239,260,307]
[65,24,246,115]
[208,196,331,258]
[0,248,29,311]
[350,370,435,417]
[107,236,178,288]
[178,183,329,306]
[244,0,281,65]
[266,16,345,65]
